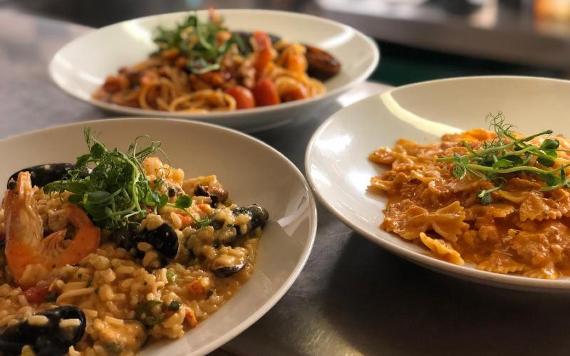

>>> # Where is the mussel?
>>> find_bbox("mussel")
[232,204,269,236]
[0,306,86,356]
[7,163,74,189]
[212,262,245,278]
[137,223,179,260]
[194,185,229,208]
[305,45,341,81]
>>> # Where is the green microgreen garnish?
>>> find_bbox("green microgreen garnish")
[44,129,166,230]
[174,195,192,209]
[439,113,570,204]
[153,13,243,74]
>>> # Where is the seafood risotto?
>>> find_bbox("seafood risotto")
[0,131,268,355]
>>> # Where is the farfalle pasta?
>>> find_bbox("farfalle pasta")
[369,122,570,279]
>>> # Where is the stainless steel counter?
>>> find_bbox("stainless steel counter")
[2,8,570,356]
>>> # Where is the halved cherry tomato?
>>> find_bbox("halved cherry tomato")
[225,86,255,109]
[252,79,280,107]
[24,284,50,304]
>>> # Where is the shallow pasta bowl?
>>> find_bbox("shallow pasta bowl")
[306,76,570,292]
[0,118,317,354]
[48,9,379,132]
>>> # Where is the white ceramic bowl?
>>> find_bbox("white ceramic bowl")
[0,118,317,354]
[49,10,379,132]
[306,76,570,292]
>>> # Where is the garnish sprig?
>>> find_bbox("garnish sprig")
[438,113,570,203]
[44,129,168,230]
[153,12,244,74]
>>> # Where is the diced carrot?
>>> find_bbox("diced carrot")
[186,279,206,296]
[177,213,193,227]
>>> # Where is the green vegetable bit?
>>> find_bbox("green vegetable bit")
[44,129,166,230]
[438,113,570,204]
[195,217,212,229]
[174,195,192,209]
[166,269,177,284]
[167,300,181,311]
[135,300,164,327]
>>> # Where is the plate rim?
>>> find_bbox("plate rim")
[305,75,570,292]
[48,9,380,122]
[1,117,318,353]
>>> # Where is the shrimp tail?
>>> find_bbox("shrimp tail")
[3,172,101,287]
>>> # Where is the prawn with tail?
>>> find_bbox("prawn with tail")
[3,171,101,287]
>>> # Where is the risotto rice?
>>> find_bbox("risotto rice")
[0,133,267,355]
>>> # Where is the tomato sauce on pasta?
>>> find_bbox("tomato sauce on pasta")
[93,11,339,113]
[369,127,570,279]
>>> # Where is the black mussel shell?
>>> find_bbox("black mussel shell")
[232,204,269,235]
[212,262,245,278]
[305,45,341,81]
[194,185,228,208]
[0,305,86,356]
[7,163,75,189]
[138,223,179,260]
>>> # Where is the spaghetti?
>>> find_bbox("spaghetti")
[93,11,339,113]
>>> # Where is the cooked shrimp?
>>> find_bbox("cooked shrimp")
[3,171,101,287]
[277,43,308,75]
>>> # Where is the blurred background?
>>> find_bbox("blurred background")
[4,0,570,85]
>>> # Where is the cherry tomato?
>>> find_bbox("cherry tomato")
[225,86,255,109]
[24,284,50,304]
[252,79,280,107]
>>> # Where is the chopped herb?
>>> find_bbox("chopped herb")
[167,300,181,311]
[166,269,177,284]
[103,342,123,355]
[45,291,58,303]
[195,218,212,229]
[174,195,192,209]
[135,300,164,327]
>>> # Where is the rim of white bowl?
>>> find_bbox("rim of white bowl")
[1,117,318,353]
[305,75,570,292]
[48,9,380,121]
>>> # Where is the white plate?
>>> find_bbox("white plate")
[306,76,570,292]
[49,9,379,132]
[0,118,317,354]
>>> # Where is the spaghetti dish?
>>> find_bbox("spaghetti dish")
[93,11,341,113]
[0,130,268,355]
[368,114,570,279]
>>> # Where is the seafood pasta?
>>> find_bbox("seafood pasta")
[0,131,268,355]
[93,11,341,112]
[368,114,570,279]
